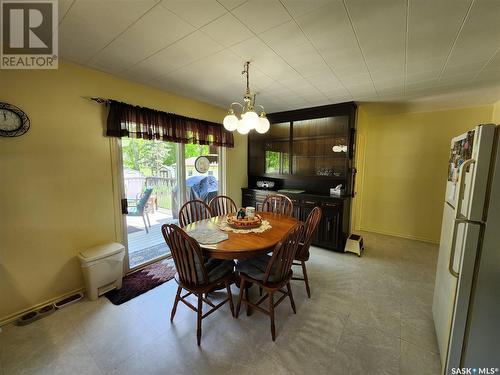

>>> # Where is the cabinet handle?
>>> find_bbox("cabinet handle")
[304,201,316,205]
[323,203,337,207]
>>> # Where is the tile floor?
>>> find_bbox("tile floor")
[0,232,441,375]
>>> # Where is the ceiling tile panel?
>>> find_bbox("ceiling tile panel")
[231,0,291,34]
[130,31,224,79]
[160,0,227,28]
[259,20,332,80]
[201,13,253,47]
[217,0,248,10]
[230,37,302,82]
[345,0,406,83]
[281,0,336,18]
[445,0,500,69]
[407,0,471,76]
[91,6,194,71]
[295,1,367,84]
[59,0,157,62]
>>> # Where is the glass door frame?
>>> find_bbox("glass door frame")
[111,138,225,273]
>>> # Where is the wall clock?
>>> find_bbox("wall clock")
[194,156,210,174]
[0,102,30,137]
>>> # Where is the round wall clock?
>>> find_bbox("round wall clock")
[0,102,30,137]
[194,156,210,174]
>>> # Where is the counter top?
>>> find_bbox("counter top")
[241,187,351,200]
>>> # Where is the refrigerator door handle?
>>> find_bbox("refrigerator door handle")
[454,158,475,215]
[448,158,476,277]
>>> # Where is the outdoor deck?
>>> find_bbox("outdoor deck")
[126,209,177,268]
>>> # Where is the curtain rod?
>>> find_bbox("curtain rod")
[84,97,109,104]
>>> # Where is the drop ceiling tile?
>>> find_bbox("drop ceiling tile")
[201,13,253,47]
[407,0,471,75]
[406,70,441,84]
[345,0,406,76]
[160,0,227,28]
[295,2,367,79]
[131,31,224,78]
[59,0,157,62]
[341,73,372,86]
[59,36,100,63]
[441,63,483,79]
[58,0,73,23]
[445,0,500,68]
[91,6,194,71]
[259,20,331,79]
[218,0,248,10]
[231,0,291,34]
[281,0,334,18]
[260,21,308,55]
[230,37,302,81]
[476,67,500,84]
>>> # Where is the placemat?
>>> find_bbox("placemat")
[186,227,228,244]
[218,218,272,234]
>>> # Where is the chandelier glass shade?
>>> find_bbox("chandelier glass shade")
[223,61,270,134]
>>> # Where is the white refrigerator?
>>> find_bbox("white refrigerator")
[433,124,500,374]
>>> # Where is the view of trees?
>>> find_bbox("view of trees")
[122,138,209,176]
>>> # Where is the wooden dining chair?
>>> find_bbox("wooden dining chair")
[262,194,293,216]
[209,195,237,216]
[235,222,305,341]
[178,199,212,227]
[161,224,235,346]
[292,206,322,298]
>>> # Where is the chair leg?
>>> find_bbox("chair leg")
[197,293,203,346]
[245,284,251,316]
[269,291,276,341]
[259,286,263,296]
[235,279,246,318]
[286,282,296,314]
[225,281,235,318]
[142,214,149,234]
[170,286,182,322]
[301,261,311,298]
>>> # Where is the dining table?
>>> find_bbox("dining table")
[183,211,299,260]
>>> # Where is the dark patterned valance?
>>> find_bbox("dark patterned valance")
[105,100,234,148]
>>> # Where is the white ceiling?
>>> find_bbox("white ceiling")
[59,0,500,112]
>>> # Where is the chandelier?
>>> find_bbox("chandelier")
[223,61,270,134]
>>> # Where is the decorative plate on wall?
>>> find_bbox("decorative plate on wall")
[0,102,30,137]
[194,156,210,174]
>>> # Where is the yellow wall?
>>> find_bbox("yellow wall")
[493,100,500,123]
[352,103,494,243]
[0,61,246,321]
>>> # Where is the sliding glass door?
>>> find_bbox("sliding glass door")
[119,139,223,270]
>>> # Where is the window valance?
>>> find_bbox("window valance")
[105,99,234,148]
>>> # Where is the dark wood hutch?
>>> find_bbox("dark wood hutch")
[242,102,357,251]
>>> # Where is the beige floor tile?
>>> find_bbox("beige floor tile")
[400,340,441,375]
[401,316,439,353]
[1,231,441,375]
[337,318,401,375]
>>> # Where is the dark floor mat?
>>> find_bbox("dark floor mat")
[105,260,176,305]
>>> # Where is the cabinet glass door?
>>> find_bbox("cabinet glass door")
[292,116,349,177]
[264,122,291,175]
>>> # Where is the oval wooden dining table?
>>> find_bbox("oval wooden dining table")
[183,212,299,260]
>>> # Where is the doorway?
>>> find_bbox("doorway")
[119,138,223,270]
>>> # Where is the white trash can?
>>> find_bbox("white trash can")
[78,242,125,301]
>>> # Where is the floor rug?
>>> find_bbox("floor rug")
[127,225,143,234]
[105,259,176,305]
[129,243,169,269]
